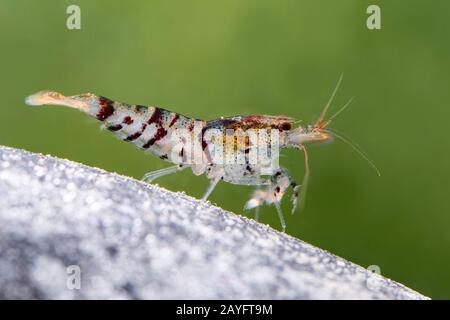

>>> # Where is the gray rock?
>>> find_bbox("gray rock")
[0,145,427,299]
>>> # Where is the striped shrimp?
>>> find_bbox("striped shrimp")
[25,75,378,232]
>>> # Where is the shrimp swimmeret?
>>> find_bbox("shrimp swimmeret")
[25,75,378,232]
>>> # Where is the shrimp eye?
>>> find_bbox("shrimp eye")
[280,123,292,131]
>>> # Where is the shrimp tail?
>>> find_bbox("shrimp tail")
[25,90,99,115]
[25,90,198,160]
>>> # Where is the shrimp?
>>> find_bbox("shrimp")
[25,75,378,232]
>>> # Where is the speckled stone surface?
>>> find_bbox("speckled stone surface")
[0,146,428,299]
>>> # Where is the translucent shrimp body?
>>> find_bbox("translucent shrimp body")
[26,76,375,232]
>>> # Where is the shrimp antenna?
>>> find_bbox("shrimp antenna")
[327,96,354,123]
[318,96,355,129]
[326,127,381,176]
[315,73,344,126]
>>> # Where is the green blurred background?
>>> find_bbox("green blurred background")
[1,0,449,298]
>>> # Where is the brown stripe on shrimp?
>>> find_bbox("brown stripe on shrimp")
[107,124,123,132]
[168,113,180,127]
[122,116,134,125]
[208,115,295,132]
[142,127,168,149]
[147,107,163,125]
[139,108,176,149]
[96,96,115,121]
[124,123,147,141]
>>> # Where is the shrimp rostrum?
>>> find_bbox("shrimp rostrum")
[26,75,378,232]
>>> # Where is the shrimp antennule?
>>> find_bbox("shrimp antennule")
[318,96,355,129]
[315,73,344,127]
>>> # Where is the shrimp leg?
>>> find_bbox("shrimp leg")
[244,168,296,232]
[202,175,222,201]
[142,165,188,182]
